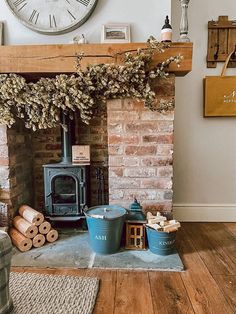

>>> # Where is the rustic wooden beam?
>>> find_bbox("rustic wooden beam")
[0,42,192,77]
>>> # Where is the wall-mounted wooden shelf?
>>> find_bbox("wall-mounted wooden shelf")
[0,42,192,77]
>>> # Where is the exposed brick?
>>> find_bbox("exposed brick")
[45,143,61,150]
[0,144,9,158]
[124,189,158,201]
[109,156,123,167]
[124,167,156,178]
[156,145,173,156]
[109,178,140,189]
[125,146,156,156]
[108,146,124,155]
[123,99,144,111]
[109,168,123,177]
[123,157,140,167]
[91,127,106,134]
[152,76,175,96]
[107,99,123,110]
[141,157,173,166]
[0,158,9,166]
[34,152,54,158]
[156,166,173,178]
[0,126,8,145]
[108,111,140,122]
[141,178,172,189]
[142,134,173,144]
[0,167,10,189]
[109,189,124,200]
[126,121,173,133]
[109,134,139,145]
[107,123,123,134]
[140,110,174,121]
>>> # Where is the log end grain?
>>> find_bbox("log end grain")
[39,221,51,235]
[32,234,46,248]
[46,229,59,243]
[9,228,32,252]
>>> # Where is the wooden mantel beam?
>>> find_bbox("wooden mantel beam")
[0,42,192,76]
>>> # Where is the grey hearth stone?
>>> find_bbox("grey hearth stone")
[92,249,183,271]
[11,229,184,271]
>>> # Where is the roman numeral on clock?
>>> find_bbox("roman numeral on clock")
[29,10,39,24]
[76,0,90,6]
[13,0,27,11]
[67,9,76,20]
[49,15,57,28]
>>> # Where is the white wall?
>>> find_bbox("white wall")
[172,1,236,221]
[0,0,170,45]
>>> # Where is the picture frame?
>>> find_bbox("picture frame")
[101,24,131,43]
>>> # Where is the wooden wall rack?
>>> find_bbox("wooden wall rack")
[207,16,236,68]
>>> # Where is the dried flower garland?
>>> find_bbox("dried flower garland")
[0,38,182,131]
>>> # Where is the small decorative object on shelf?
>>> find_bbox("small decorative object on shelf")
[161,16,172,42]
[72,34,88,44]
[125,198,147,250]
[178,0,191,42]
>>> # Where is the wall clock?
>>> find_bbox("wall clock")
[5,0,98,35]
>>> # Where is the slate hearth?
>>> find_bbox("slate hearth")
[11,229,184,271]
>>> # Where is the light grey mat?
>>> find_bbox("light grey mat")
[11,229,184,271]
[10,272,99,314]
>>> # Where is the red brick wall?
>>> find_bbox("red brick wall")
[107,76,175,216]
[0,122,34,225]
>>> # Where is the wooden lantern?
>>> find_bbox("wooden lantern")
[125,199,147,250]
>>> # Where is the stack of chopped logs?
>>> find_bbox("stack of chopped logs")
[146,212,181,233]
[9,205,58,252]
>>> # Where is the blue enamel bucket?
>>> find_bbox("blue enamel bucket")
[84,205,127,254]
[146,226,177,255]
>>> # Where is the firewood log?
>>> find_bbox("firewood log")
[39,221,51,235]
[13,216,38,239]
[19,205,44,226]
[9,228,32,252]
[32,234,46,248]
[46,229,59,243]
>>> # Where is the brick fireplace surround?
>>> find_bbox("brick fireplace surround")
[0,43,192,226]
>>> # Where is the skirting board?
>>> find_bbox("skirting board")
[173,204,236,222]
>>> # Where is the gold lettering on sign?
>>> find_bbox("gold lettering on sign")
[224,90,236,103]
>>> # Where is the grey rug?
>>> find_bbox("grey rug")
[11,229,184,271]
[10,272,99,314]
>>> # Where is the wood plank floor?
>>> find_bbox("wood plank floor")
[11,223,236,314]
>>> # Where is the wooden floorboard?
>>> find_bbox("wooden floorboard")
[213,275,236,312]
[114,271,154,314]
[149,272,194,314]
[224,222,236,237]
[10,222,236,313]
[177,226,234,313]
[183,223,236,275]
[197,223,236,266]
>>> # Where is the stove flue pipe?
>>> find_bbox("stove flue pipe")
[60,111,72,164]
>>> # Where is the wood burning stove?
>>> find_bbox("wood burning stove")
[43,113,90,221]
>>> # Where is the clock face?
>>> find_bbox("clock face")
[5,0,98,34]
